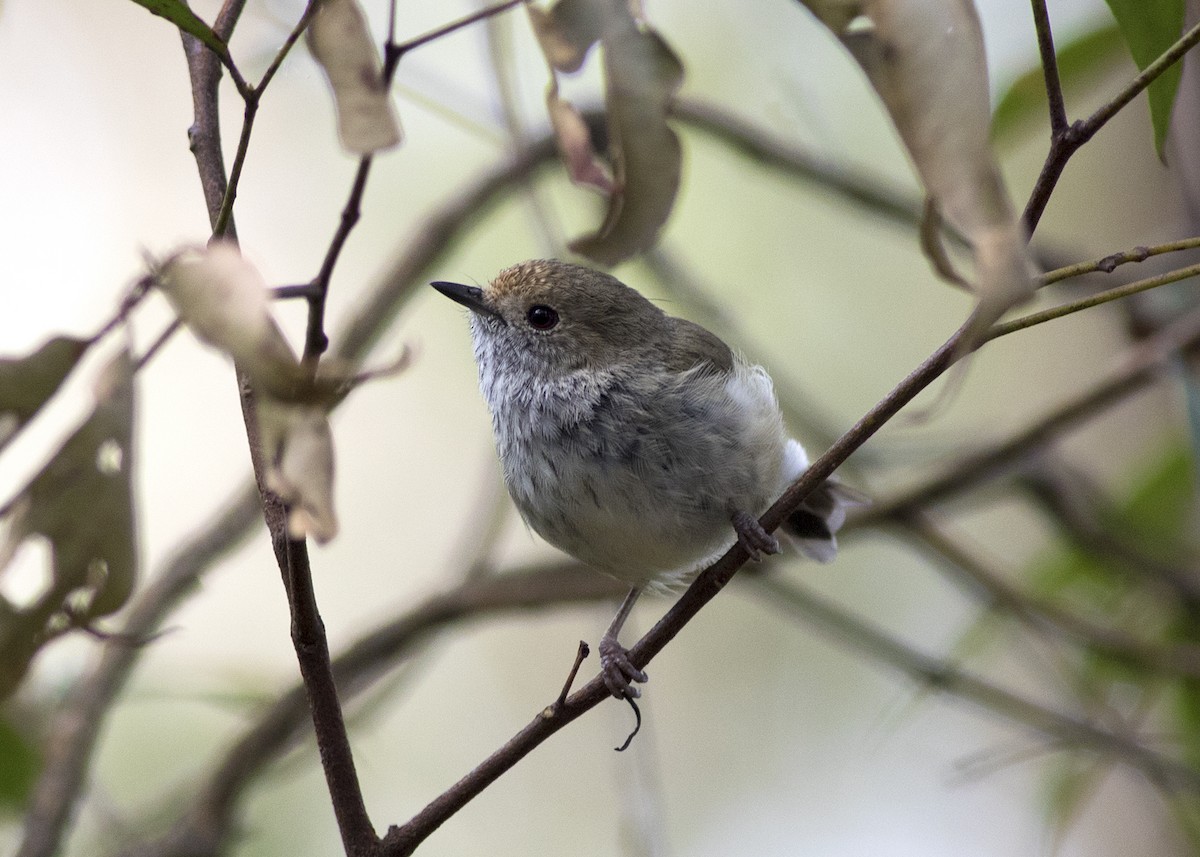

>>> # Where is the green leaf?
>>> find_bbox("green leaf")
[0,336,90,453]
[992,24,1126,143]
[1103,0,1185,155]
[0,714,38,810]
[128,0,228,59]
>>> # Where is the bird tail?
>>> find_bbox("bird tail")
[779,479,866,563]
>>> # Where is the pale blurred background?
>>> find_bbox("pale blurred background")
[0,0,1191,854]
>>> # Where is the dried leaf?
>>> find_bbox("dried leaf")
[808,0,1036,337]
[258,400,339,544]
[546,87,614,193]
[128,0,229,59]
[528,0,610,72]
[569,20,685,265]
[0,336,90,452]
[307,0,402,154]
[0,351,137,697]
[158,242,302,394]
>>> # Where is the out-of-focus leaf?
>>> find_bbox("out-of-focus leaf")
[307,0,401,154]
[128,0,228,59]
[546,87,614,193]
[570,22,684,265]
[0,714,38,809]
[159,242,307,397]
[528,0,609,72]
[992,23,1126,144]
[1103,0,1185,155]
[530,0,685,264]
[797,0,1036,342]
[0,351,137,698]
[0,336,90,452]
[258,400,339,544]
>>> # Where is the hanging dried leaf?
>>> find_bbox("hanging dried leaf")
[529,0,685,264]
[0,351,137,698]
[307,0,402,154]
[528,0,610,72]
[799,0,1036,338]
[546,86,614,193]
[0,336,90,452]
[569,20,685,265]
[258,400,339,544]
[158,242,305,396]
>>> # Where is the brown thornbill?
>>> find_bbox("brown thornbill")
[432,260,860,699]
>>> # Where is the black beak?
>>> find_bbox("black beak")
[430,281,501,319]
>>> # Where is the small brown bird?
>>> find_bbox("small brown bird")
[433,260,858,698]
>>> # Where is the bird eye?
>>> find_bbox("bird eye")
[526,305,559,330]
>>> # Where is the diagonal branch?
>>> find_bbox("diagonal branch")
[1024,18,1200,233]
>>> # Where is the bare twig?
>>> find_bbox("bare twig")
[1024,18,1200,232]
[897,513,1200,680]
[745,574,1200,790]
[858,307,1200,529]
[1029,0,1068,135]
[108,562,617,857]
[15,488,263,857]
[1040,236,1200,286]
[991,262,1200,340]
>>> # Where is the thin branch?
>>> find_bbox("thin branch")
[282,538,379,856]
[897,513,1200,680]
[304,156,375,361]
[1024,18,1200,233]
[375,322,975,856]
[1030,0,1068,135]
[15,488,263,857]
[386,0,528,65]
[745,574,1200,790]
[1040,236,1200,286]
[256,1,319,93]
[215,2,319,238]
[672,99,928,236]
[858,306,1200,529]
[990,261,1200,340]
[1082,18,1200,142]
[109,563,618,857]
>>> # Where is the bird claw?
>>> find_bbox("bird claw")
[599,633,648,699]
[732,510,780,561]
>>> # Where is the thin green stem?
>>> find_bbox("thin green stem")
[1081,18,1200,137]
[991,262,1200,340]
[1040,236,1200,286]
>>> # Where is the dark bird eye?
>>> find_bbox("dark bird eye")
[526,305,559,330]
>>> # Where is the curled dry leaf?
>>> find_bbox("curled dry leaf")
[0,336,90,452]
[0,351,136,698]
[530,0,685,265]
[546,87,614,193]
[798,0,1036,337]
[528,0,609,72]
[307,0,402,155]
[258,400,339,544]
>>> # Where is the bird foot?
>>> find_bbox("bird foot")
[731,510,780,561]
[599,633,648,699]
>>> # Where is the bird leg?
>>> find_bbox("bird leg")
[731,509,780,560]
[599,587,649,699]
